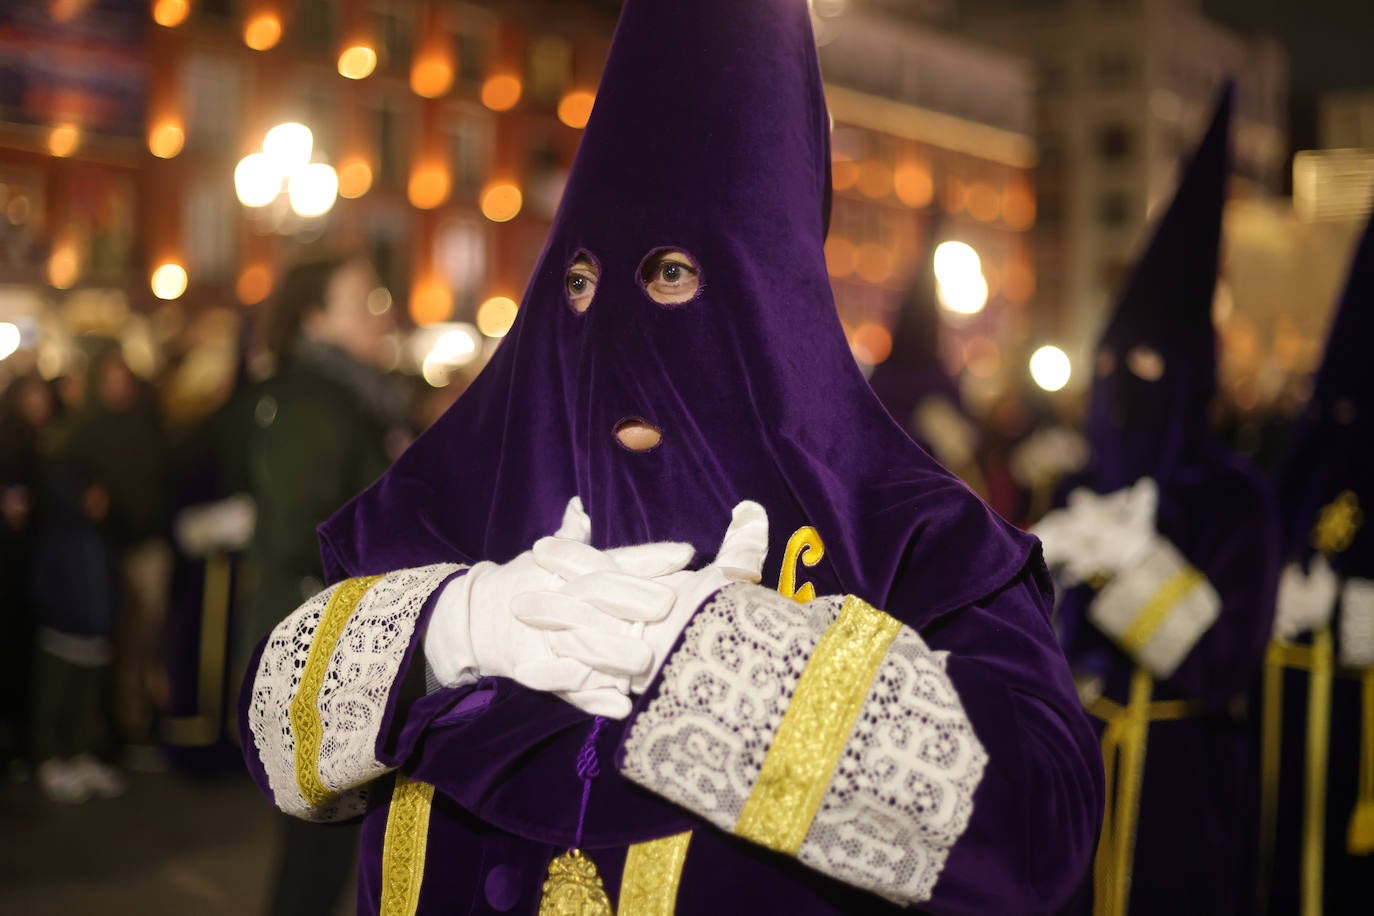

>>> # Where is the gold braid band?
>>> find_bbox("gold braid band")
[734,595,902,854]
[289,574,383,807]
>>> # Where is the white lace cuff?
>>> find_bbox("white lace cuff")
[247,563,463,821]
[1089,536,1220,679]
[620,583,987,905]
[1340,577,1374,667]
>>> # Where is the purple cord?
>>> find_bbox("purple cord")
[573,716,606,847]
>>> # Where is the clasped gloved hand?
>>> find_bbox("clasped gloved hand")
[426,497,769,719]
[425,497,695,717]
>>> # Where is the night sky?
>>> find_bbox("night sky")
[1202,0,1374,95]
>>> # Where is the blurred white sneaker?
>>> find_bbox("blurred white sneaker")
[69,754,126,799]
[37,758,92,804]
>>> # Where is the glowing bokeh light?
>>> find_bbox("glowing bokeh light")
[856,162,893,199]
[151,263,188,300]
[476,296,518,337]
[234,153,282,207]
[237,264,273,304]
[152,0,189,28]
[933,241,981,288]
[557,91,596,129]
[244,13,282,51]
[480,75,523,111]
[408,166,451,210]
[288,163,339,218]
[480,183,523,222]
[937,273,989,315]
[48,244,79,289]
[262,122,313,173]
[851,322,893,365]
[831,157,858,192]
[1030,345,1072,392]
[410,281,453,326]
[337,159,373,199]
[966,182,1002,222]
[48,124,80,158]
[148,122,185,159]
[411,55,454,98]
[894,162,933,208]
[0,322,20,361]
[338,45,378,80]
[824,236,855,277]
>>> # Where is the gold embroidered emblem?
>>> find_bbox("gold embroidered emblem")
[538,849,613,916]
[778,526,825,602]
[1312,490,1363,556]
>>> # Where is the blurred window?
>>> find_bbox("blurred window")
[455,12,490,88]
[1098,189,1131,228]
[448,114,492,198]
[1096,124,1133,163]
[527,35,573,106]
[436,218,486,313]
[183,53,241,153]
[371,100,410,187]
[1096,51,1133,90]
[294,0,333,53]
[183,180,236,282]
[372,1,413,70]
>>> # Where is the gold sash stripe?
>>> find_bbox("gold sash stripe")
[1117,567,1205,656]
[618,831,693,916]
[381,773,436,916]
[289,574,384,808]
[735,595,903,854]
[1087,668,1204,916]
[1259,630,1374,916]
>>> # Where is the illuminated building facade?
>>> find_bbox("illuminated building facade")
[816,9,1039,397]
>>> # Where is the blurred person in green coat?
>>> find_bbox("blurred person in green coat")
[235,253,403,916]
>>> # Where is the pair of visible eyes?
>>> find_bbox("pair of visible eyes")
[1096,345,1165,382]
[564,249,701,314]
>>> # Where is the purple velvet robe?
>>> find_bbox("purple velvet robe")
[240,1,1103,912]
[1054,84,1281,914]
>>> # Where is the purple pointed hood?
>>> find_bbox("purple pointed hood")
[317,0,1033,620]
[1087,82,1232,491]
[1276,210,1374,575]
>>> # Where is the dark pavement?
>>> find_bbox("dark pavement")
[0,763,356,915]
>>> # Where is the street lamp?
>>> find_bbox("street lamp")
[933,241,989,316]
[235,122,339,222]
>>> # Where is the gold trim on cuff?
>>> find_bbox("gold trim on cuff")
[1117,567,1205,655]
[381,772,435,916]
[734,595,902,854]
[619,831,693,916]
[289,574,383,807]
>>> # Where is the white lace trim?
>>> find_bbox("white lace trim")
[246,564,461,822]
[1340,577,1374,667]
[317,564,461,795]
[1090,537,1220,679]
[621,584,987,904]
[248,583,339,820]
[797,625,987,904]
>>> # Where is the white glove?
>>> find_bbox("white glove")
[521,501,770,704]
[424,497,696,718]
[174,494,256,556]
[1273,557,1339,641]
[1059,478,1159,584]
[1032,506,1092,582]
